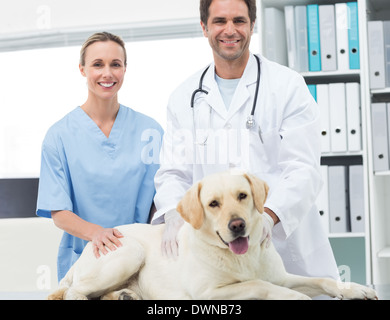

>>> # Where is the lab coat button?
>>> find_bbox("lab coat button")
[225,123,232,129]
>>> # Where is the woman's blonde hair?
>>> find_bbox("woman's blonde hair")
[79,31,127,66]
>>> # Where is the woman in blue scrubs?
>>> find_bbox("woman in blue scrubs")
[36,32,163,281]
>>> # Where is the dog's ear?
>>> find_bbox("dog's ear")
[243,173,269,214]
[176,181,204,229]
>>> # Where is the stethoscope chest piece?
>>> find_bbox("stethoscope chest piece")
[246,115,255,129]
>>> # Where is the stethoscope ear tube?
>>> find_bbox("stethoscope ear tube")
[190,66,210,109]
[247,55,263,142]
[248,55,261,126]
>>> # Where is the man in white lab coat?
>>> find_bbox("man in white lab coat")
[152,0,339,283]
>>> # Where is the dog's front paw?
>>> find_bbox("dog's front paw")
[336,283,378,300]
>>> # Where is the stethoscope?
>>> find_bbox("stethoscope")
[190,54,263,145]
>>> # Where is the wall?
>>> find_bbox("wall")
[0,0,200,35]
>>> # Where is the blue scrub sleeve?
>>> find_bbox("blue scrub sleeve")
[36,142,73,218]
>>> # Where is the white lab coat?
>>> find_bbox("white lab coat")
[153,54,339,280]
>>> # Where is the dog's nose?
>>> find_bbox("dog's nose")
[228,218,246,234]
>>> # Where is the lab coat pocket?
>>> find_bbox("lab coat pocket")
[249,128,281,174]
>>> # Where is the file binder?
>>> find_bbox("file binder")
[307,84,317,101]
[328,165,349,233]
[383,21,390,87]
[285,6,299,71]
[319,5,337,71]
[347,2,360,70]
[295,6,309,72]
[371,103,389,172]
[368,21,385,89]
[346,83,362,151]
[307,4,321,71]
[264,7,288,66]
[349,165,365,233]
[329,83,347,152]
[316,165,330,234]
[335,3,349,71]
[388,103,390,169]
[316,84,331,153]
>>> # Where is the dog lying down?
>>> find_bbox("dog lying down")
[48,172,377,300]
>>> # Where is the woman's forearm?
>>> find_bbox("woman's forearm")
[51,210,103,241]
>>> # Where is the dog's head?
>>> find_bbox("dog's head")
[176,171,269,255]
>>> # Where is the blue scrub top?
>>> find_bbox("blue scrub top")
[36,105,163,281]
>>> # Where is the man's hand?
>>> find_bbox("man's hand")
[161,210,184,258]
[261,211,275,248]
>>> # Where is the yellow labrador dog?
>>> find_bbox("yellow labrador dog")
[48,172,377,300]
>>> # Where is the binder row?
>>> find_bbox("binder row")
[316,164,365,234]
[265,2,360,73]
[371,103,390,172]
[367,20,390,89]
[308,82,362,154]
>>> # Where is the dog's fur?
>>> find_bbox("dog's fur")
[48,172,377,300]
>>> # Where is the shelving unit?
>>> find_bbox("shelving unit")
[257,0,390,285]
[378,247,390,258]
[367,174,390,283]
[371,88,390,95]
[302,70,361,86]
[364,0,390,285]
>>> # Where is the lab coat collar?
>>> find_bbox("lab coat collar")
[238,53,259,87]
[201,53,260,121]
[227,54,259,119]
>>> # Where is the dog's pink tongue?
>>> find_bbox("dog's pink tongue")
[228,237,249,255]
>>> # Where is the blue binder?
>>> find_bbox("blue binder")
[308,84,317,101]
[348,2,360,69]
[307,4,321,71]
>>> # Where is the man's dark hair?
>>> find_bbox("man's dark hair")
[200,0,257,26]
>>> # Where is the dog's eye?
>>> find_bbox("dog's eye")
[238,193,247,200]
[209,200,219,208]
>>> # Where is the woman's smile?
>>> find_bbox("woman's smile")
[98,82,117,88]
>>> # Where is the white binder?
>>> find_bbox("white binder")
[383,21,390,87]
[388,103,390,168]
[264,7,288,66]
[319,5,337,71]
[335,3,349,71]
[346,83,362,151]
[349,165,365,233]
[294,6,309,72]
[328,165,349,233]
[329,83,347,152]
[367,21,385,89]
[284,6,298,71]
[316,84,331,153]
[371,103,389,172]
[316,165,330,234]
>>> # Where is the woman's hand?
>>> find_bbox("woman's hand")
[91,227,124,258]
[51,210,125,258]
